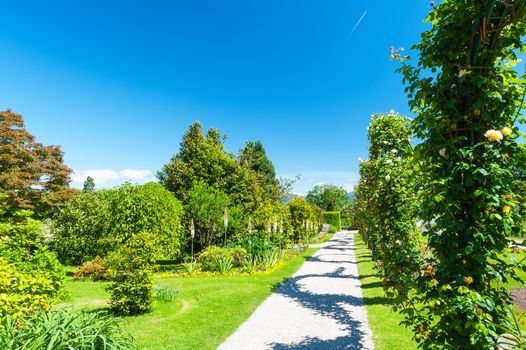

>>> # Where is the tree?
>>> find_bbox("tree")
[392,1,526,347]
[186,183,230,249]
[158,121,263,213]
[0,110,75,217]
[240,141,279,202]
[82,176,95,193]
[306,184,350,211]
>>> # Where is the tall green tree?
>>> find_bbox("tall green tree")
[157,121,263,212]
[305,184,350,211]
[0,110,75,217]
[82,176,95,193]
[240,141,279,202]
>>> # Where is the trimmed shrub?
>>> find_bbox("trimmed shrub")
[106,232,157,316]
[73,257,108,281]
[322,212,340,231]
[0,309,137,349]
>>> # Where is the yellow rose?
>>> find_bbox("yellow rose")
[484,129,503,142]
[502,205,511,214]
[501,126,512,137]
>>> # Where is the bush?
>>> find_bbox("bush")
[0,258,58,320]
[52,183,185,265]
[228,247,247,267]
[0,309,137,349]
[198,246,231,272]
[322,212,340,231]
[0,204,64,319]
[328,225,337,234]
[51,191,112,265]
[73,257,108,281]
[106,232,156,316]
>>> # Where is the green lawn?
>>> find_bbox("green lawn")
[354,233,417,350]
[59,248,316,350]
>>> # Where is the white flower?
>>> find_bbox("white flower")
[484,129,503,142]
[395,239,401,244]
[391,149,398,154]
[385,175,391,181]
[386,159,393,164]
[383,141,388,145]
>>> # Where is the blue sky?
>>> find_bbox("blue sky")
[0,1,478,194]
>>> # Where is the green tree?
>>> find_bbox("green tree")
[82,176,95,193]
[306,184,350,211]
[0,110,75,218]
[240,141,279,202]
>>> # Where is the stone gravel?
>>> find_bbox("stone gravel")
[218,230,375,350]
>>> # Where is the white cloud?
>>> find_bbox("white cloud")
[279,171,359,196]
[71,169,155,189]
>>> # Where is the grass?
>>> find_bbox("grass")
[59,248,316,350]
[354,233,417,350]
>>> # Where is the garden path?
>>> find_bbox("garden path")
[218,230,375,350]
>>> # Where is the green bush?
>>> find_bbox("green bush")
[106,232,156,316]
[228,247,248,267]
[52,183,185,265]
[154,285,180,303]
[73,257,108,281]
[0,204,64,320]
[328,225,337,234]
[51,191,112,265]
[0,309,137,349]
[198,246,231,272]
[228,235,277,257]
[322,212,340,231]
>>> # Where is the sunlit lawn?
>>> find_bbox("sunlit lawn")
[59,248,316,350]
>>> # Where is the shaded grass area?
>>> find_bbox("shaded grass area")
[354,233,417,350]
[60,248,316,350]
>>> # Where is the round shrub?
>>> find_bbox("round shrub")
[198,246,231,272]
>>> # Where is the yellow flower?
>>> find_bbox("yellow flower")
[501,126,512,137]
[439,148,446,157]
[502,205,511,214]
[484,129,503,142]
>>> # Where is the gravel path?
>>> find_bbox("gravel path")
[218,230,375,350]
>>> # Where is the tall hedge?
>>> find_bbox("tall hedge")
[322,212,340,231]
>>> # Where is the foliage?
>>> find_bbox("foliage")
[52,182,185,264]
[285,197,319,243]
[258,249,285,270]
[0,309,137,350]
[240,141,280,203]
[73,257,108,281]
[328,225,337,234]
[157,122,263,214]
[306,184,351,212]
[198,246,232,272]
[216,255,234,274]
[82,176,95,193]
[228,235,277,257]
[0,110,75,218]
[322,212,341,231]
[0,258,58,322]
[106,232,157,316]
[391,1,526,348]
[109,182,185,260]
[187,183,230,249]
[0,200,64,321]
[51,191,112,265]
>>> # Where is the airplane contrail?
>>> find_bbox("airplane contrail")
[346,10,367,39]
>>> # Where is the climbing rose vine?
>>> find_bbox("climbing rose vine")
[392,1,526,348]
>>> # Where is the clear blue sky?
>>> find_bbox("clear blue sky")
[0,1,445,193]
